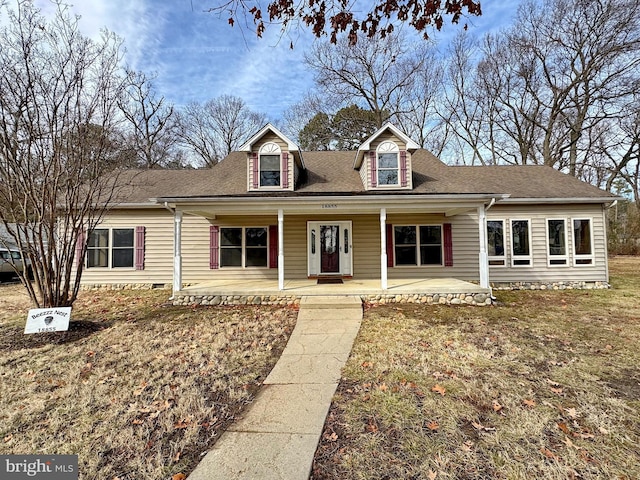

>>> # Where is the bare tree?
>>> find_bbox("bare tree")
[304,33,429,129]
[0,2,130,307]
[176,95,267,167]
[119,71,179,169]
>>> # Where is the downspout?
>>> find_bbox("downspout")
[604,200,618,285]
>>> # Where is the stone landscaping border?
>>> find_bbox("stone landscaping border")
[491,281,610,291]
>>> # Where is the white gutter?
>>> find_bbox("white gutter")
[500,197,621,205]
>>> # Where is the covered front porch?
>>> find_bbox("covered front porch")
[173,277,492,306]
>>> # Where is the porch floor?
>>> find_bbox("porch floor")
[177,278,489,297]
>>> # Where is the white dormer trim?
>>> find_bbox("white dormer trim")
[354,123,420,169]
[259,142,281,154]
[240,123,298,151]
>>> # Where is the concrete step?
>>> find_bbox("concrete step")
[299,295,362,309]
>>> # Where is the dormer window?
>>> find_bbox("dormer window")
[377,141,399,186]
[259,143,281,187]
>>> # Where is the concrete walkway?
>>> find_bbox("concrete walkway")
[188,296,363,480]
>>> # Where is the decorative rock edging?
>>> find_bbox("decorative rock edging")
[491,281,610,291]
[172,295,301,306]
[171,292,492,306]
[81,283,171,291]
[362,292,492,306]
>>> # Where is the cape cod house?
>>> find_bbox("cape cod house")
[79,123,617,305]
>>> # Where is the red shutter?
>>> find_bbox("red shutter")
[210,225,219,269]
[370,151,377,188]
[444,223,453,267]
[386,224,394,267]
[75,229,85,268]
[281,153,289,189]
[251,152,259,189]
[135,226,145,270]
[400,150,408,187]
[269,225,278,268]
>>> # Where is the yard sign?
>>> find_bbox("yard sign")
[24,307,71,334]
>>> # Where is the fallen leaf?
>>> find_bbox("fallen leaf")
[540,447,559,460]
[361,361,374,368]
[327,432,338,442]
[523,398,536,408]
[3,434,13,443]
[557,422,570,434]
[427,421,439,431]
[492,401,503,412]
[172,474,186,480]
[550,386,563,395]
[431,384,446,396]
[173,451,181,462]
[377,383,388,392]
[565,407,578,418]
[472,421,496,432]
[598,426,609,435]
[428,470,437,480]
[131,419,143,425]
[561,436,578,449]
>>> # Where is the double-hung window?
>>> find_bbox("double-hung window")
[394,225,442,266]
[377,141,399,186]
[259,143,281,187]
[487,220,505,266]
[220,227,268,268]
[511,219,532,266]
[87,228,134,268]
[547,219,568,266]
[572,218,593,265]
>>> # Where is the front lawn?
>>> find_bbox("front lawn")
[0,286,297,479]
[312,256,640,479]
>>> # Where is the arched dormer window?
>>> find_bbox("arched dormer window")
[377,141,399,186]
[259,143,281,187]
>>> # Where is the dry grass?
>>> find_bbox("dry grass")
[0,286,297,480]
[312,256,640,480]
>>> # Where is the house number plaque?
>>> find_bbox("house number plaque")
[322,204,338,209]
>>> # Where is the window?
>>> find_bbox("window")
[87,228,134,268]
[572,218,593,265]
[220,227,268,268]
[547,219,568,266]
[511,219,531,266]
[487,220,505,266]
[259,143,281,187]
[394,225,442,266]
[377,141,399,186]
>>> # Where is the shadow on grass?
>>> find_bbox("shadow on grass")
[0,320,111,351]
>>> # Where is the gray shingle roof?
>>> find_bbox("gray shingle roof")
[111,149,614,204]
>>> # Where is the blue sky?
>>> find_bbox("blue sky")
[32,0,521,120]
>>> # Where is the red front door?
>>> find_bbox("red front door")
[320,225,340,273]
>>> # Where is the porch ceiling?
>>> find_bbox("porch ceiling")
[177,278,489,297]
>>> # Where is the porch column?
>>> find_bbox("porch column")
[478,205,489,289]
[278,209,284,291]
[380,208,388,290]
[172,210,183,297]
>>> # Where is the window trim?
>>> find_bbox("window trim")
[258,142,282,189]
[86,227,136,269]
[510,218,532,267]
[546,218,569,267]
[571,217,594,266]
[376,141,400,188]
[219,226,270,269]
[392,224,443,267]
[486,219,506,267]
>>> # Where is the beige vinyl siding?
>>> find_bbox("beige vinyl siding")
[80,209,174,285]
[183,215,279,283]
[386,213,480,281]
[487,204,608,283]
